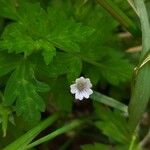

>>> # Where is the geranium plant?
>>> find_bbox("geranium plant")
[0,0,150,150]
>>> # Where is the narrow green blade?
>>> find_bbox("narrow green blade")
[97,0,140,36]
[4,114,58,150]
[91,91,128,113]
[25,120,81,150]
[128,0,150,131]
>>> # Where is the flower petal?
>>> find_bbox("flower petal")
[82,90,90,99]
[75,92,84,100]
[70,77,93,100]
[70,84,77,94]
[85,78,92,88]
[86,89,93,95]
[75,76,85,83]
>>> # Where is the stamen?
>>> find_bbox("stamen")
[77,82,85,91]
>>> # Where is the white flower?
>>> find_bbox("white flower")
[70,77,93,100]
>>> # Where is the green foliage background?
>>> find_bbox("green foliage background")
[0,0,149,150]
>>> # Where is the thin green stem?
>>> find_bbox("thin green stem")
[128,134,137,150]
[25,120,82,150]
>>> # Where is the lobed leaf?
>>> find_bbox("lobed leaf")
[51,78,72,112]
[4,60,49,124]
[94,106,130,144]
[38,52,82,83]
[0,52,21,77]
[0,2,94,65]
[0,0,19,20]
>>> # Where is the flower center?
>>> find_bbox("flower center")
[77,82,86,91]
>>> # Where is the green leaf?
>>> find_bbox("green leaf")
[94,106,130,144]
[146,1,150,22]
[51,77,72,112]
[83,50,132,86]
[4,61,48,124]
[0,2,93,63]
[39,52,82,83]
[25,119,81,150]
[84,66,101,86]
[0,0,19,20]
[38,52,70,77]
[0,23,36,55]
[128,0,150,131]
[67,56,82,83]
[81,143,110,150]
[3,114,58,150]
[0,52,20,77]
[47,7,94,52]
[0,103,12,137]
[34,80,50,93]
[91,91,128,113]
[41,42,56,65]
[101,58,133,85]
[78,2,133,85]
[127,0,138,15]
[97,0,140,36]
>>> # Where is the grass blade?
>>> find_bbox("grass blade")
[127,0,138,15]
[91,91,128,113]
[97,0,140,36]
[128,0,150,131]
[4,114,58,150]
[25,120,82,150]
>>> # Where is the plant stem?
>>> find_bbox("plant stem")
[97,0,140,36]
[25,120,82,150]
[128,134,137,150]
